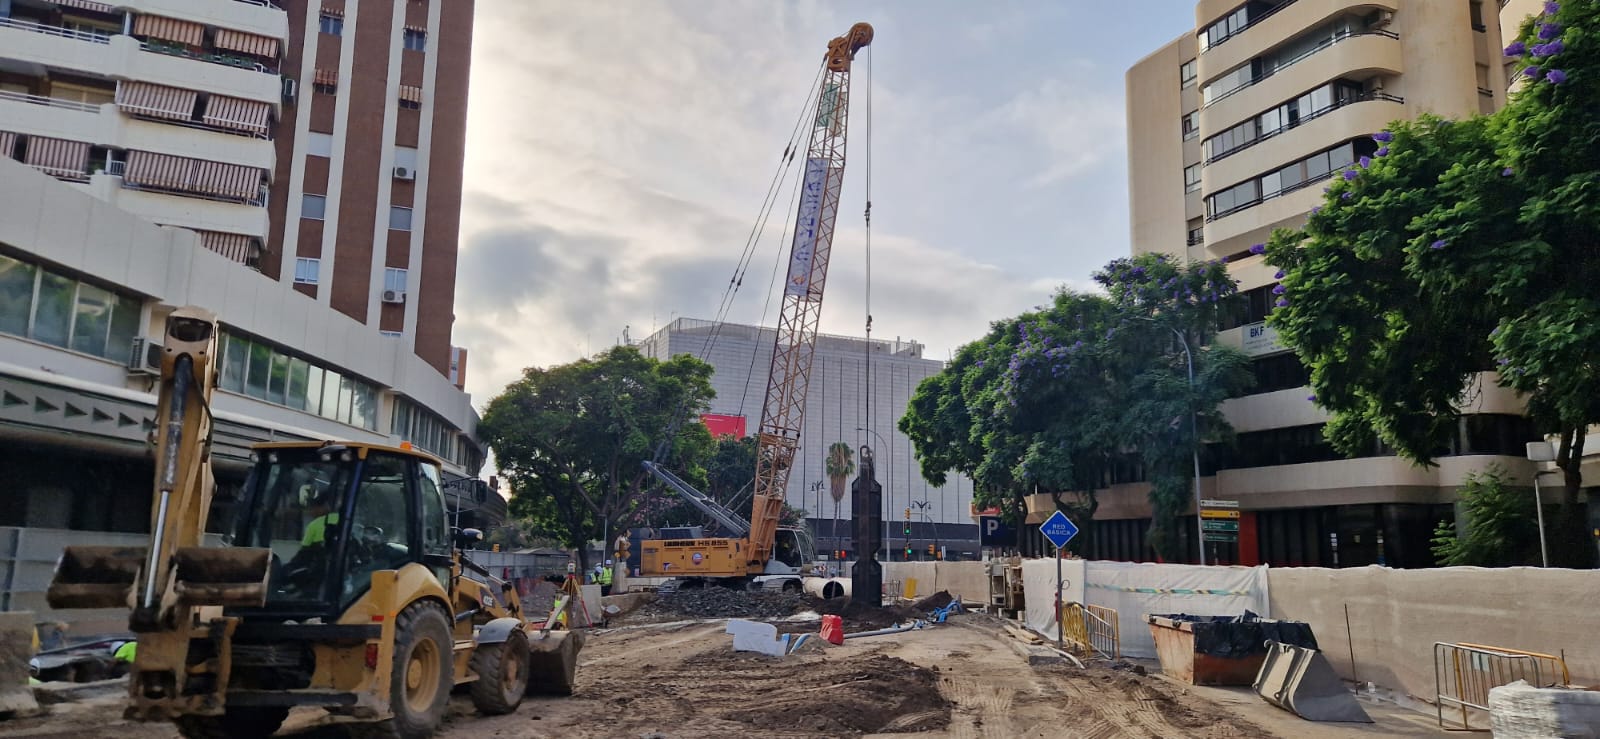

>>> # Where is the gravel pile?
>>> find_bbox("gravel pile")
[640,587,814,619]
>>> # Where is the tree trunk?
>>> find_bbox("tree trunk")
[1552,426,1594,568]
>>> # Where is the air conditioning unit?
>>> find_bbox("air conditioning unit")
[282,77,298,103]
[127,337,162,375]
[382,289,407,304]
[1371,10,1394,29]
[393,166,415,180]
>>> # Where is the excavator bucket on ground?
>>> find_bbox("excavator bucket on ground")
[46,546,143,609]
[1253,640,1373,723]
[171,547,271,607]
[526,630,584,696]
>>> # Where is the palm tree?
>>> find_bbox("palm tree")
[825,442,855,555]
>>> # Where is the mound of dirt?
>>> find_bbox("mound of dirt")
[718,654,950,735]
[630,587,812,621]
[911,590,954,611]
[814,597,925,631]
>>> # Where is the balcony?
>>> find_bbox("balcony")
[1202,96,1404,196]
[78,172,269,239]
[0,91,109,145]
[1202,31,1404,131]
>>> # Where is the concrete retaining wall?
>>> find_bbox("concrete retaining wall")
[1267,566,1600,702]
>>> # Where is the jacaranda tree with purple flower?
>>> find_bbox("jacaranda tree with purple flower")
[900,254,1251,560]
[1263,0,1600,567]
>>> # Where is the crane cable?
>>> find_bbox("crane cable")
[862,45,874,453]
[649,60,827,467]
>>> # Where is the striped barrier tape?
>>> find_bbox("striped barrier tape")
[1087,582,1252,596]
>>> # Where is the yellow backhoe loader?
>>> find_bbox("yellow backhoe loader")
[46,306,581,739]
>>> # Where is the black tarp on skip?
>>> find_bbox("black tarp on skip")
[1152,611,1318,658]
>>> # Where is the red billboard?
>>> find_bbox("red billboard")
[701,414,747,438]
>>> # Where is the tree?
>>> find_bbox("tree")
[1263,2,1599,567]
[479,346,716,570]
[900,254,1250,560]
[1430,466,1541,566]
[825,442,855,551]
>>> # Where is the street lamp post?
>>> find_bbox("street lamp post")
[857,427,893,560]
[1525,441,1555,568]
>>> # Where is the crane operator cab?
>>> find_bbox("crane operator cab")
[237,443,450,610]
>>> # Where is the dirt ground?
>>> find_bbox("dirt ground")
[0,612,1445,739]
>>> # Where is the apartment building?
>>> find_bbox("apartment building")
[0,0,493,542]
[637,318,981,560]
[1111,0,1543,568]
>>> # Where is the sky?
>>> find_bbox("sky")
[454,0,1200,405]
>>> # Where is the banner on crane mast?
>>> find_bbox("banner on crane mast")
[786,157,829,297]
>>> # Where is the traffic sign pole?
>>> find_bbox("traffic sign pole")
[1037,510,1079,653]
[1056,543,1063,651]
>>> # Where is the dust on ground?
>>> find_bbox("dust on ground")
[1,608,1439,739]
[620,587,926,632]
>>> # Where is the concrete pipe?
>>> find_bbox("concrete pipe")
[802,577,852,600]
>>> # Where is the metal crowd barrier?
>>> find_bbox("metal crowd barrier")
[1434,641,1570,730]
[1061,602,1120,660]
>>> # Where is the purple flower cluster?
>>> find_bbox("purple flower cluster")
[1372,131,1394,143]
[1506,10,1569,85]
[1342,169,1359,181]
[1502,167,1515,177]
[1249,243,1265,255]
[1430,240,1449,250]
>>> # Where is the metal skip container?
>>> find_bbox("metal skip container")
[1146,612,1318,686]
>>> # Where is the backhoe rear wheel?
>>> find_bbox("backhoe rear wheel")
[469,629,529,715]
[175,706,289,739]
[361,601,452,739]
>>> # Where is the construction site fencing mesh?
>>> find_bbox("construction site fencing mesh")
[1434,641,1571,730]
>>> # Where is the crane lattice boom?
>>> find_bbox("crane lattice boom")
[746,22,873,569]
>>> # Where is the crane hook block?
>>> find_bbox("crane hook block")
[825,22,874,72]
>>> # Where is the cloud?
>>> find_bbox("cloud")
[456,1,1128,403]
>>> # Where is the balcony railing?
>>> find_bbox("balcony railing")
[139,40,275,74]
[0,88,104,114]
[0,15,112,44]
[1203,30,1401,110]
[1204,90,1404,165]
[119,178,269,208]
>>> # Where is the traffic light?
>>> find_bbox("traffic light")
[927,544,935,556]
[904,546,912,558]
[904,507,911,518]
[492,543,500,553]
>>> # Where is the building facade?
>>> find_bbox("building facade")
[1113,0,1549,567]
[637,318,981,560]
[0,0,489,544]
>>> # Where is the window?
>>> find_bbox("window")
[1186,218,1205,247]
[50,81,115,107]
[399,98,420,111]
[1199,6,1251,51]
[388,206,412,231]
[218,330,381,430]
[1202,61,1257,105]
[1206,138,1374,220]
[302,193,326,220]
[294,257,320,284]
[403,28,427,51]
[1204,80,1367,162]
[1470,1,1487,32]
[1181,112,1198,141]
[341,453,415,604]
[1179,59,1196,88]
[384,267,408,293]
[1184,163,1202,193]
[319,14,342,36]
[0,253,141,361]
[393,146,418,171]
[1251,352,1310,393]
[306,132,334,158]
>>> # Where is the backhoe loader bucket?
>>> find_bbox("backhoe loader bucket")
[1253,640,1373,723]
[171,547,272,607]
[525,629,584,696]
[47,546,143,609]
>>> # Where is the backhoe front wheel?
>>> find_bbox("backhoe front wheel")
[370,601,453,739]
[469,629,530,715]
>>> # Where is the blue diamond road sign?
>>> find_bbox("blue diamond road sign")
[1038,510,1079,549]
